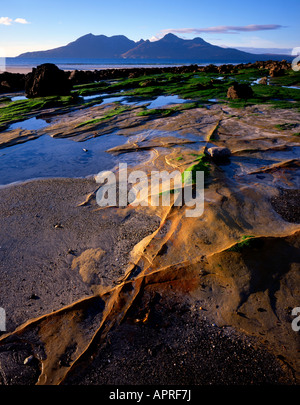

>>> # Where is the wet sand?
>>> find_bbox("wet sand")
[2,67,32,74]
[0,177,296,385]
[0,178,161,332]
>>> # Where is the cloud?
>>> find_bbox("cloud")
[0,17,13,26]
[151,24,284,40]
[0,17,30,26]
[14,18,30,24]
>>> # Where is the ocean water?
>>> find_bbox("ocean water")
[4,57,237,72]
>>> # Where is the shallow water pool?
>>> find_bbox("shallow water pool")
[8,117,50,131]
[0,133,149,186]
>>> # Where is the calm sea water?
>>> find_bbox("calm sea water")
[5,57,237,72]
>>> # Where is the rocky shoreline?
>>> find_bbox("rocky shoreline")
[0,62,299,386]
[0,60,292,94]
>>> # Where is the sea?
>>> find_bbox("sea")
[3,57,239,73]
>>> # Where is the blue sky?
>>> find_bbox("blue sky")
[0,0,299,56]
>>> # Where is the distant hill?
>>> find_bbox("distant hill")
[121,34,292,61]
[17,33,292,62]
[17,34,138,59]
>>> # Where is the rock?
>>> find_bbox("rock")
[0,343,40,384]
[227,82,253,99]
[218,64,235,74]
[202,64,219,73]
[258,77,268,85]
[29,293,40,300]
[128,72,141,79]
[0,72,25,93]
[269,67,285,77]
[68,69,96,85]
[25,63,72,98]
[23,355,34,365]
[207,147,231,161]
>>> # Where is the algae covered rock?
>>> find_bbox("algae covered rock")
[227,82,254,99]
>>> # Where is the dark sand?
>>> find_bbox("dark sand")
[0,177,297,385]
[271,189,300,224]
[0,178,160,332]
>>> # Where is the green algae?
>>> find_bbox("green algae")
[157,153,211,197]
[72,72,228,103]
[269,70,300,87]
[137,102,201,118]
[226,235,257,252]
[183,153,211,185]
[70,69,300,111]
[0,95,78,128]
[232,68,269,82]
[75,105,132,128]
[2,66,300,131]
[275,123,298,130]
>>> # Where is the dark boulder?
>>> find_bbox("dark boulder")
[207,147,231,161]
[227,82,254,99]
[0,72,25,93]
[25,63,72,98]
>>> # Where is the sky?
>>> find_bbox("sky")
[0,0,299,57]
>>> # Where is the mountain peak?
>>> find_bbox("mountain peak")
[77,33,95,40]
[160,33,182,41]
[191,37,208,45]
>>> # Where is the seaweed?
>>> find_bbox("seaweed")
[0,95,78,127]
[226,235,257,252]
[75,105,131,128]
[274,123,298,130]
[269,70,300,87]
[183,153,211,185]
[137,102,200,118]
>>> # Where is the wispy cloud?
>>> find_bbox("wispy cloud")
[0,17,13,26]
[151,24,284,41]
[14,18,30,24]
[0,17,30,26]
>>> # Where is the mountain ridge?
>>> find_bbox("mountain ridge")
[17,33,292,62]
[17,34,138,59]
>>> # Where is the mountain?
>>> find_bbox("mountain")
[121,33,291,61]
[17,34,138,59]
[17,33,292,62]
